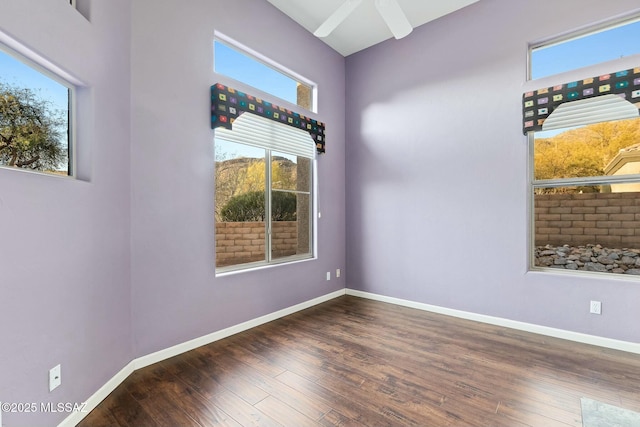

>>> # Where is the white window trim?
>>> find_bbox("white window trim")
[214,31,318,113]
[526,11,640,276]
[0,30,84,87]
[527,13,640,81]
[528,125,640,275]
[214,115,317,275]
[0,40,78,178]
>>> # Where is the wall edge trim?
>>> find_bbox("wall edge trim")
[57,361,135,427]
[345,289,640,355]
[133,289,346,370]
[58,289,346,427]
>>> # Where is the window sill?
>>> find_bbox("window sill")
[527,265,640,282]
[0,165,75,180]
[215,255,316,278]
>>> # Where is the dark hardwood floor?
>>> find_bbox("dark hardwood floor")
[78,296,640,426]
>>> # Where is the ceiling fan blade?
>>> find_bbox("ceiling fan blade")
[314,0,363,37]
[374,0,413,39]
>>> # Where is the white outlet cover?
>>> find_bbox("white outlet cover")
[49,364,61,392]
[590,301,602,315]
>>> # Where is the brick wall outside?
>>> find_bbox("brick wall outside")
[215,221,298,267]
[535,192,640,248]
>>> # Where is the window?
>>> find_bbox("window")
[213,37,319,273]
[529,18,640,276]
[214,37,315,111]
[530,17,640,80]
[532,117,640,275]
[0,45,73,176]
[215,113,315,272]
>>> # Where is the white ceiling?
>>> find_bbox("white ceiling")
[266,0,480,57]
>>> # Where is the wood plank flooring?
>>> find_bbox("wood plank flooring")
[77,296,640,426]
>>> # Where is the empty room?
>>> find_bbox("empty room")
[1,0,640,426]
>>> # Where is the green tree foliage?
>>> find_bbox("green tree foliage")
[238,159,294,193]
[534,118,640,193]
[221,191,264,222]
[214,156,297,221]
[220,190,297,222]
[215,157,251,221]
[271,191,297,221]
[0,82,67,171]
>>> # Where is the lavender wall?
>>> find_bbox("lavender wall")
[130,0,346,357]
[0,1,132,426]
[7,0,639,425]
[345,0,640,343]
[1,1,344,424]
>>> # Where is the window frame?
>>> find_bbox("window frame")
[214,128,317,275]
[528,116,640,276]
[0,42,77,178]
[212,35,320,275]
[528,14,640,81]
[527,16,640,276]
[529,126,640,198]
[213,32,318,113]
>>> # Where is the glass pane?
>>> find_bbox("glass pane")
[272,152,311,192]
[215,138,266,268]
[531,19,640,79]
[214,41,313,111]
[534,184,640,275]
[533,117,640,181]
[271,192,311,261]
[0,48,70,175]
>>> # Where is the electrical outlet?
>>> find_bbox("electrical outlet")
[590,300,602,315]
[326,271,331,281]
[336,268,341,278]
[49,364,61,392]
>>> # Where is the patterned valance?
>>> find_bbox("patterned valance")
[523,67,640,134]
[211,83,325,154]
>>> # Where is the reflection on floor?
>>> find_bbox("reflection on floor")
[581,398,640,427]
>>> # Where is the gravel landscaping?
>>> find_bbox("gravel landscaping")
[535,244,640,275]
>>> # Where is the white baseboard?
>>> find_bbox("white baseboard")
[346,289,640,355]
[134,289,346,370]
[61,286,638,427]
[58,289,346,427]
[57,361,135,427]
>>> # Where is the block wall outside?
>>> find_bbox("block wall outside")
[215,221,297,267]
[535,192,640,248]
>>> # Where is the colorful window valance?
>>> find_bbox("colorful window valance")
[522,67,640,134]
[211,83,325,154]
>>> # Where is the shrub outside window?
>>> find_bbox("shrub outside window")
[213,36,318,273]
[214,115,315,272]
